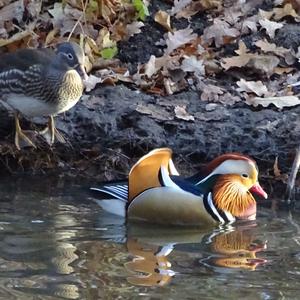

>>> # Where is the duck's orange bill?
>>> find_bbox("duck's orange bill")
[250,183,268,199]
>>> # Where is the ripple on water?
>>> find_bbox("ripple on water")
[0,176,299,299]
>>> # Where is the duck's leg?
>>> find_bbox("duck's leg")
[39,116,65,145]
[48,115,55,144]
[14,112,37,150]
[49,115,65,143]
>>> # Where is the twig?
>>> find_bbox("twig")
[286,145,300,203]
[81,0,88,29]
[67,14,83,41]
[67,0,88,41]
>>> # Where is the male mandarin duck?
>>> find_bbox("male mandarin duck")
[90,148,268,226]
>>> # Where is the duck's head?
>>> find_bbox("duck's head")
[197,153,268,220]
[56,42,88,80]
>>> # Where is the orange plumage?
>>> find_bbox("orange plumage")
[213,174,256,218]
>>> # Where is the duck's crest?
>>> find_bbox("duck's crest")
[203,153,256,176]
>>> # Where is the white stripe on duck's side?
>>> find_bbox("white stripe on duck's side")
[159,165,181,190]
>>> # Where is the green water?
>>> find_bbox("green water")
[0,176,299,299]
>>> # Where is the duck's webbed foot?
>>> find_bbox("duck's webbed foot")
[39,116,66,145]
[14,112,37,150]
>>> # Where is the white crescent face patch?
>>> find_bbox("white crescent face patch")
[197,159,257,185]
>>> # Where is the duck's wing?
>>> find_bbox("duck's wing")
[89,148,179,218]
[90,180,128,217]
[128,148,179,202]
[90,147,178,202]
[90,180,128,201]
[0,49,55,95]
[0,48,54,71]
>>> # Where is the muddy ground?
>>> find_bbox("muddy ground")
[0,84,299,199]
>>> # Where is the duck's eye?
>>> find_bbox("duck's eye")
[242,173,249,178]
[67,53,74,60]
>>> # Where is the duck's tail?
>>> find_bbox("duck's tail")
[90,182,128,217]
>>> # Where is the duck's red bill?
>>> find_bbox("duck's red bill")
[250,183,268,199]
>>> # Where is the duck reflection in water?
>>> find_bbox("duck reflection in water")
[200,225,267,271]
[125,238,176,286]
[125,223,267,287]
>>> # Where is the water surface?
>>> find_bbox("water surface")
[0,176,299,299]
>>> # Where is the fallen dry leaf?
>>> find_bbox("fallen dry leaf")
[0,24,35,47]
[273,156,281,178]
[136,103,173,121]
[154,10,172,31]
[221,41,252,70]
[181,56,205,76]
[199,82,224,101]
[255,39,295,65]
[255,40,290,57]
[223,7,243,25]
[246,95,300,108]
[272,3,299,21]
[126,21,144,37]
[218,92,241,106]
[152,54,174,71]
[97,27,116,49]
[273,67,294,74]
[241,18,258,34]
[48,3,82,36]
[259,19,283,38]
[174,105,195,121]
[165,27,197,54]
[170,0,193,16]
[221,54,251,70]
[235,40,249,56]
[174,0,219,19]
[237,79,270,97]
[273,156,289,181]
[222,41,280,74]
[248,55,280,75]
[26,0,41,20]
[45,28,59,46]
[0,0,24,25]
[144,55,157,78]
[84,75,103,92]
[202,19,240,47]
[258,9,274,20]
[164,77,176,95]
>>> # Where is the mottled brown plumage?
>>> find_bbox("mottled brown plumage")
[0,42,88,149]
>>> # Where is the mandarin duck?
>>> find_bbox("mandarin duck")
[90,148,268,226]
[0,42,88,149]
